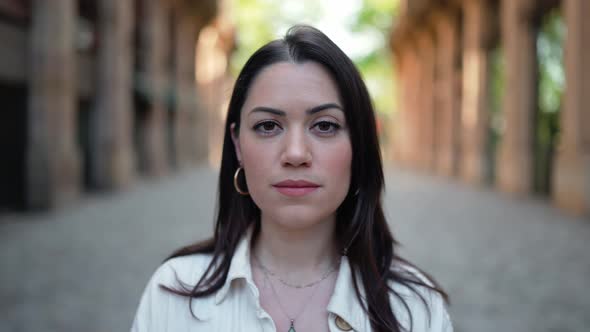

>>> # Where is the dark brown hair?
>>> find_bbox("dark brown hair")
[163,25,448,332]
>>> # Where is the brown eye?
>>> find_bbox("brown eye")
[312,121,341,136]
[253,120,282,136]
[262,122,276,131]
[317,122,333,131]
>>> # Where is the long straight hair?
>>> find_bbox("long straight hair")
[163,25,448,332]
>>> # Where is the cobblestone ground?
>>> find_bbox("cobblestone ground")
[1,167,589,332]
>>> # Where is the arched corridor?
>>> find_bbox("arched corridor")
[0,0,231,212]
[390,0,590,217]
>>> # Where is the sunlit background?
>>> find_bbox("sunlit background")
[1,0,589,331]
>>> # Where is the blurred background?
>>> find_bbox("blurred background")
[0,0,589,331]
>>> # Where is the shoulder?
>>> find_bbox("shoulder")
[130,253,216,331]
[152,254,215,286]
[388,262,453,332]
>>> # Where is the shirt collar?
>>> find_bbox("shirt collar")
[327,255,368,332]
[213,228,369,331]
[214,226,256,305]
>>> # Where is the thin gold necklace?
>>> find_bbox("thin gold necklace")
[253,255,339,289]
[258,261,331,332]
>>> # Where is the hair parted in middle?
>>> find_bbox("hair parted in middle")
[163,25,448,332]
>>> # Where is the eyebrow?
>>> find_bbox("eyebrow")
[248,103,343,116]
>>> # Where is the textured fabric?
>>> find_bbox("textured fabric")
[131,229,453,332]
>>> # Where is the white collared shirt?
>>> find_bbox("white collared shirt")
[131,230,453,332]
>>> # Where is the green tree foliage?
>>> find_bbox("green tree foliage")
[350,0,399,116]
[534,8,565,194]
[486,45,505,183]
[230,0,323,74]
[536,7,564,152]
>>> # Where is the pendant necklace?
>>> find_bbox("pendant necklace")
[255,256,337,332]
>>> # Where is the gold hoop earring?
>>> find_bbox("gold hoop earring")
[234,167,249,195]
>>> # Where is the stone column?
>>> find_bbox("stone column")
[433,11,461,177]
[192,22,209,166]
[195,22,233,166]
[461,0,495,185]
[400,42,421,168]
[173,12,204,168]
[416,30,436,171]
[553,0,590,216]
[138,0,169,176]
[91,0,135,189]
[27,0,80,209]
[392,43,412,166]
[496,0,537,194]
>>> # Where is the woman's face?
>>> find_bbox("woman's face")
[232,61,352,230]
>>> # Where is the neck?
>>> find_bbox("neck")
[252,215,339,279]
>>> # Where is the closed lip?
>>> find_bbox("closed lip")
[273,179,320,188]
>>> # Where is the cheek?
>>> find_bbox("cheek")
[240,139,274,189]
[241,140,263,164]
[320,141,352,186]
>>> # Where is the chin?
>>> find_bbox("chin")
[264,206,336,230]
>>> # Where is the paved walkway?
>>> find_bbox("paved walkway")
[1,167,589,332]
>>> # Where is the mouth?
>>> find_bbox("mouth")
[272,179,320,197]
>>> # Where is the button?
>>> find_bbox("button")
[335,315,353,331]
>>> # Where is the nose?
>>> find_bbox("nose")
[280,127,312,167]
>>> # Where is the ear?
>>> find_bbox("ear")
[230,123,243,165]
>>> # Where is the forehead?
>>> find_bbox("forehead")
[242,61,341,113]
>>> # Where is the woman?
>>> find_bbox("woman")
[132,25,452,332]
